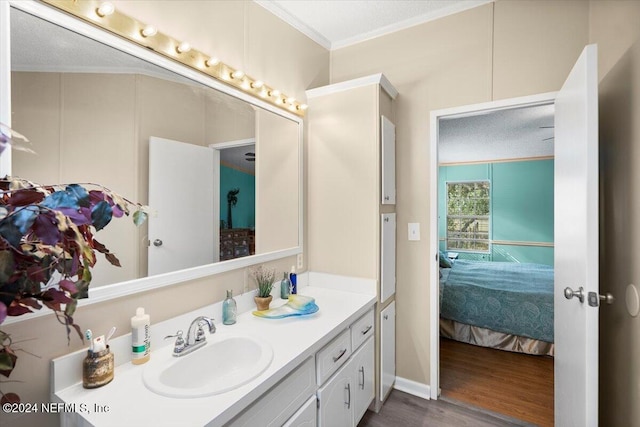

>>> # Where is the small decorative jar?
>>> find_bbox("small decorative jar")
[82,347,114,389]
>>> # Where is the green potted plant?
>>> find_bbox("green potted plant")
[0,123,148,403]
[251,265,276,311]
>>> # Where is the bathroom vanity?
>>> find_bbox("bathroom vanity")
[51,274,376,426]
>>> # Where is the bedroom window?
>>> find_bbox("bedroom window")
[446,181,490,252]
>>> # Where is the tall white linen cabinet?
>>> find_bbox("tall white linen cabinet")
[307,74,397,415]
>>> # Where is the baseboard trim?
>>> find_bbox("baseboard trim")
[393,377,431,400]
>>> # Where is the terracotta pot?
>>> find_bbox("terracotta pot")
[254,295,273,311]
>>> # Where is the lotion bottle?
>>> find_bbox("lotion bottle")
[131,307,150,365]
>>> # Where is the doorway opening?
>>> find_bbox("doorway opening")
[430,93,557,426]
[210,139,256,261]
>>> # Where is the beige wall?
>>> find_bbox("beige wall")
[12,72,140,287]
[330,1,498,389]
[307,85,380,279]
[2,1,328,425]
[330,1,640,425]
[255,109,300,253]
[591,2,640,426]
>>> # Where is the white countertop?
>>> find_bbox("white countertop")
[53,280,376,427]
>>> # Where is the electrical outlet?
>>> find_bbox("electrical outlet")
[297,253,304,269]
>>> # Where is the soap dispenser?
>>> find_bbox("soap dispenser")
[223,290,237,325]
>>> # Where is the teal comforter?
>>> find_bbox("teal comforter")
[440,260,554,343]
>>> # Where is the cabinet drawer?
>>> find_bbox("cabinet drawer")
[316,329,351,385]
[350,310,374,352]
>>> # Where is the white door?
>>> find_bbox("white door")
[352,337,374,424]
[380,301,396,401]
[554,44,599,426]
[381,115,396,204]
[317,360,354,427]
[148,137,217,275]
[380,213,396,302]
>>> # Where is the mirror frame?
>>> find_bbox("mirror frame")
[0,0,304,323]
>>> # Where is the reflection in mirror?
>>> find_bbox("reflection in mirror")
[214,141,256,261]
[9,7,300,287]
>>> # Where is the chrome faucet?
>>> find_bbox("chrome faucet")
[165,316,216,357]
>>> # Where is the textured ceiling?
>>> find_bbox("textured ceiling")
[12,7,257,168]
[219,144,256,174]
[439,104,555,164]
[255,0,492,49]
[11,8,252,111]
[11,7,175,78]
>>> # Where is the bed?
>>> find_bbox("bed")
[439,258,554,356]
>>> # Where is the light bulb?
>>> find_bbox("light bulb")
[287,97,296,105]
[96,2,115,17]
[205,57,220,67]
[275,97,283,105]
[176,42,191,54]
[299,104,308,111]
[271,90,281,97]
[241,79,250,90]
[141,25,157,37]
[251,80,264,89]
[231,70,244,79]
[260,89,268,98]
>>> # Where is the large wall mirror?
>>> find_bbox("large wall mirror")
[1,1,302,313]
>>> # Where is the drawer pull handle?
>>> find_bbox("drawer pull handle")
[361,325,372,335]
[345,383,351,408]
[333,348,347,362]
[359,366,365,389]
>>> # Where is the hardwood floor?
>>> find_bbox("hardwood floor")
[359,389,531,427]
[440,338,554,427]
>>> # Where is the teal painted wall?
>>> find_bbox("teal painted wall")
[220,165,255,229]
[438,159,554,266]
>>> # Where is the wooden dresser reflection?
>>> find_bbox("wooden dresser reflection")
[220,228,255,261]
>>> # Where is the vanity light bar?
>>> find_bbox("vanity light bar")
[40,0,306,117]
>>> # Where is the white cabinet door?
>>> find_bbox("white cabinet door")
[380,301,396,401]
[317,359,354,427]
[352,337,374,425]
[381,115,396,205]
[380,213,396,302]
[283,396,317,427]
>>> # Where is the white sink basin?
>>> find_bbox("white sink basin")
[142,333,273,398]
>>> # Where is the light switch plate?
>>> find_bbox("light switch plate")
[297,253,304,269]
[408,223,420,241]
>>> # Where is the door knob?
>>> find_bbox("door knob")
[564,286,584,303]
[153,239,163,247]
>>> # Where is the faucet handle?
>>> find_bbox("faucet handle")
[164,330,186,354]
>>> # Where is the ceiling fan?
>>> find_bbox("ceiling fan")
[540,125,554,141]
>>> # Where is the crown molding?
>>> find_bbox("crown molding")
[254,0,331,50]
[306,73,398,100]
